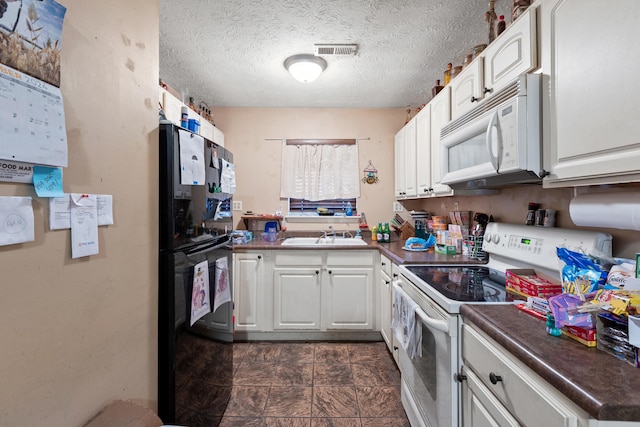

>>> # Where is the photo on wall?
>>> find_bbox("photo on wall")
[0,0,66,87]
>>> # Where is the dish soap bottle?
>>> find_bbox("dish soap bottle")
[345,202,353,216]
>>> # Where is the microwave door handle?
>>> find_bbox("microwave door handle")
[486,110,501,171]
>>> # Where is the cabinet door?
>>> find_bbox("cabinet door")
[233,253,264,331]
[394,127,406,197]
[323,267,374,329]
[403,117,418,197]
[380,273,392,351]
[162,89,184,126]
[200,119,214,141]
[429,87,454,197]
[482,7,537,97]
[462,368,520,427]
[542,0,640,186]
[213,126,225,148]
[273,267,321,329]
[415,105,432,197]
[450,58,483,120]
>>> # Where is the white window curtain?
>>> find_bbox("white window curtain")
[280,140,360,201]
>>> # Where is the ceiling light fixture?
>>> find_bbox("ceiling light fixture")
[284,54,327,83]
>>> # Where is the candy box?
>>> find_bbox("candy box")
[562,325,597,347]
[506,269,563,299]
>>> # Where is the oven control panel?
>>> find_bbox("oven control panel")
[483,222,612,270]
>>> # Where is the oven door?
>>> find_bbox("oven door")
[394,277,459,427]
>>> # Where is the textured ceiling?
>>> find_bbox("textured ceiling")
[160,0,511,108]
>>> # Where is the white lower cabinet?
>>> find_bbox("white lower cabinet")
[233,252,266,331]
[379,254,393,351]
[273,267,321,329]
[461,323,590,427]
[324,267,374,329]
[463,368,520,427]
[234,249,378,334]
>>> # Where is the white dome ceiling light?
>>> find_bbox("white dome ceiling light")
[284,54,327,83]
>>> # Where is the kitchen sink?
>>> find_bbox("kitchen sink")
[281,237,368,246]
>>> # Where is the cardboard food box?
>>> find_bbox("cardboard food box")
[434,243,457,255]
[506,269,562,299]
[562,325,597,347]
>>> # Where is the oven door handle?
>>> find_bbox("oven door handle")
[393,281,450,334]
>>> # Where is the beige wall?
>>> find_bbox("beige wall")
[0,1,159,425]
[213,107,406,232]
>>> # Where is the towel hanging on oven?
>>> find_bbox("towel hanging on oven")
[391,283,422,359]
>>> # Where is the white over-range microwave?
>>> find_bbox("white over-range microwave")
[440,73,544,190]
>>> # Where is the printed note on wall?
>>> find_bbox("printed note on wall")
[0,196,34,246]
[49,194,113,230]
[70,194,99,259]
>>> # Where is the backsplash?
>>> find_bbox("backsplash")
[403,184,640,259]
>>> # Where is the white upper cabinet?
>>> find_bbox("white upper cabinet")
[394,117,417,198]
[449,58,484,120]
[415,105,433,197]
[430,86,454,197]
[541,0,640,187]
[482,7,537,98]
[159,87,225,147]
[450,7,537,121]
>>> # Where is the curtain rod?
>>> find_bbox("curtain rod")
[264,138,370,142]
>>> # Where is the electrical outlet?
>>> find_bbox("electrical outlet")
[393,202,404,212]
[454,201,459,211]
[232,201,243,211]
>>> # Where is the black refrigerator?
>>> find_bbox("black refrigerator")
[158,123,234,425]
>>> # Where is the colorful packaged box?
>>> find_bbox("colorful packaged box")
[434,243,457,255]
[506,269,563,299]
[562,325,597,347]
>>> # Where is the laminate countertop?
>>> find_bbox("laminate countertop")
[233,234,486,266]
[460,304,640,421]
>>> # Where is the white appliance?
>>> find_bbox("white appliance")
[440,74,543,190]
[394,223,612,427]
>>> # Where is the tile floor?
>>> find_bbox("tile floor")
[175,336,410,427]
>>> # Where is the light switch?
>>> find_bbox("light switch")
[232,201,242,211]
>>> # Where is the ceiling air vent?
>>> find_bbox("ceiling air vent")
[314,44,358,56]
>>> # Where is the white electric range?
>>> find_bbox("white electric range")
[394,222,612,427]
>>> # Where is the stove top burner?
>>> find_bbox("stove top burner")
[404,265,508,303]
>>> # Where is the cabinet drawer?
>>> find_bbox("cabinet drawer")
[274,252,322,266]
[462,325,588,427]
[327,250,374,266]
[380,254,392,277]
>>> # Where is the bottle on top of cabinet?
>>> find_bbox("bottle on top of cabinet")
[443,63,452,86]
[485,0,498,44]
[432,79,444,97]
[497,15,506,36]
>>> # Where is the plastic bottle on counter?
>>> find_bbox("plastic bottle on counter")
[376,224,384,242]
[371,225,378,241]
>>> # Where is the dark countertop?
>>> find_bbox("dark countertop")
[460,304,640,421]
[233,234,486,266]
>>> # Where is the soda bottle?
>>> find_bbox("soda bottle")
[376,223,383,242]
[382,222,390,243]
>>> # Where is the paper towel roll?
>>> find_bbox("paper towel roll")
[569,192,640,230]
